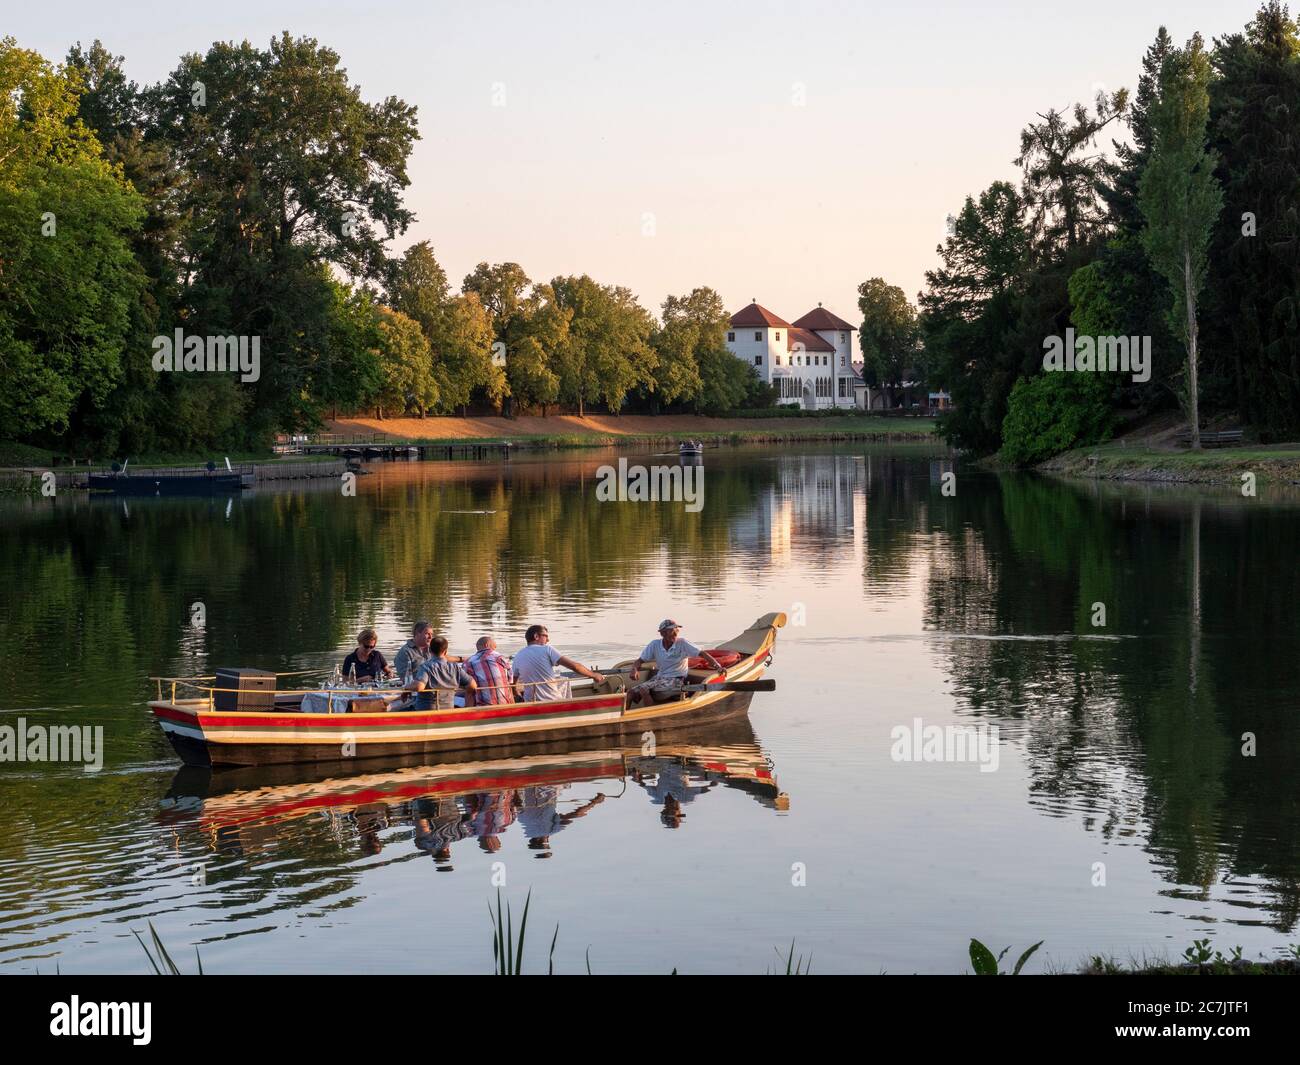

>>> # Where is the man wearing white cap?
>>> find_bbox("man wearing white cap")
[628,619,725,705]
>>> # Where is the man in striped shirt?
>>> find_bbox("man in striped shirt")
[465,636,516,705]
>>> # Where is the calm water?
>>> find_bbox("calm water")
[1,443,1298,974]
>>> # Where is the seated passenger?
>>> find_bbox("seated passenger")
[394,620,434,680]
[405,635,477,709]
[465,636,515,705]
[342,627,394,684]
[512,624,605,702]
[629,619,723,705]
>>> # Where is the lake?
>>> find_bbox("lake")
[1,442,1297,974]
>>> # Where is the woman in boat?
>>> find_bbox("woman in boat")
[341,627,395,684]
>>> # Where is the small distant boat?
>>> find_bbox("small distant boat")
[679,440,704,457]
[150,612,785,767]
[89,460,250,495]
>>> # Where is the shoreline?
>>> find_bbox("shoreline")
[1034,443,1300,486]
[0,417,941,493]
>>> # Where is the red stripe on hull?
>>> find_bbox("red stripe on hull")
[152,695,626,729]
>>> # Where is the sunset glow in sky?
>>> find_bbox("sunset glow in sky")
[14,0,1267,323]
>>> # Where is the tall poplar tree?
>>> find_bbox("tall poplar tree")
[1139,34,1224,448]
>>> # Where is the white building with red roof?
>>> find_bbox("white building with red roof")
[725,301,861,410]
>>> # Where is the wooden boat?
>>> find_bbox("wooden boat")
[149,612,785,768]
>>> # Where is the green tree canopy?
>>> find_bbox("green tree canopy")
[0,37,145,441]
[857,278,919,402]
[147,32,419,439]
[1139,32,1224,447]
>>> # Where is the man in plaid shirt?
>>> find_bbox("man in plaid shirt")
[465,636,516,705]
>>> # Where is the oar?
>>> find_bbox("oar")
[681,679,775,693]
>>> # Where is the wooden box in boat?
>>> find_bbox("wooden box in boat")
[149,612,784,768]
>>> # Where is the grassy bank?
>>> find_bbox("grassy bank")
[327,413,939,448]
[1,416,938,473]
[1038,441,1300,485]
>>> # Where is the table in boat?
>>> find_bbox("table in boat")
[300,688,406,714]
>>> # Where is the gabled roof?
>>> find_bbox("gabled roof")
[730,302,791,328]
[793,306,856,332]
[787,327,836,353]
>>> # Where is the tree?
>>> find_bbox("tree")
[1016,89,1129,260]
[1000,372,1113,466]
[148,32,419,441]
[388,241,450,333]
[696,343,767,413]
[317,277,382,420]
[374,307,436,418]
[647,287,732,410]
[65,40,140,140]
[1203,3,1300,439]
[461,261,530,332]
[431,292,499,413]
[507,335,560,415]
[506,285,569,415]
[1139,33,1224,449]
[920,182,1031,453]
[462,262,532,415]
[0,38,145,442]
[549,275,654,415]
[1104,27,1175,233]
[857,278,919,407]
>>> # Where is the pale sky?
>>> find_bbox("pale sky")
[13,0,1266,325]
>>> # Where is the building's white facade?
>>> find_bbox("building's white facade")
[724,302,861,410]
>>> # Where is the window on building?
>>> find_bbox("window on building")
[776,355,782,365]
[841,355,846,366]
[775,332,781,342]
[754,331,762,341]
[841,332,847,342]
[727,332,735,342]
[755,355,762,366]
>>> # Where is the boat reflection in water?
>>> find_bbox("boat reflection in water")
[160,719,786,867]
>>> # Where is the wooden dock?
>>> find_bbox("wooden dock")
[9,459,350,491]
[294,434,514,461]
